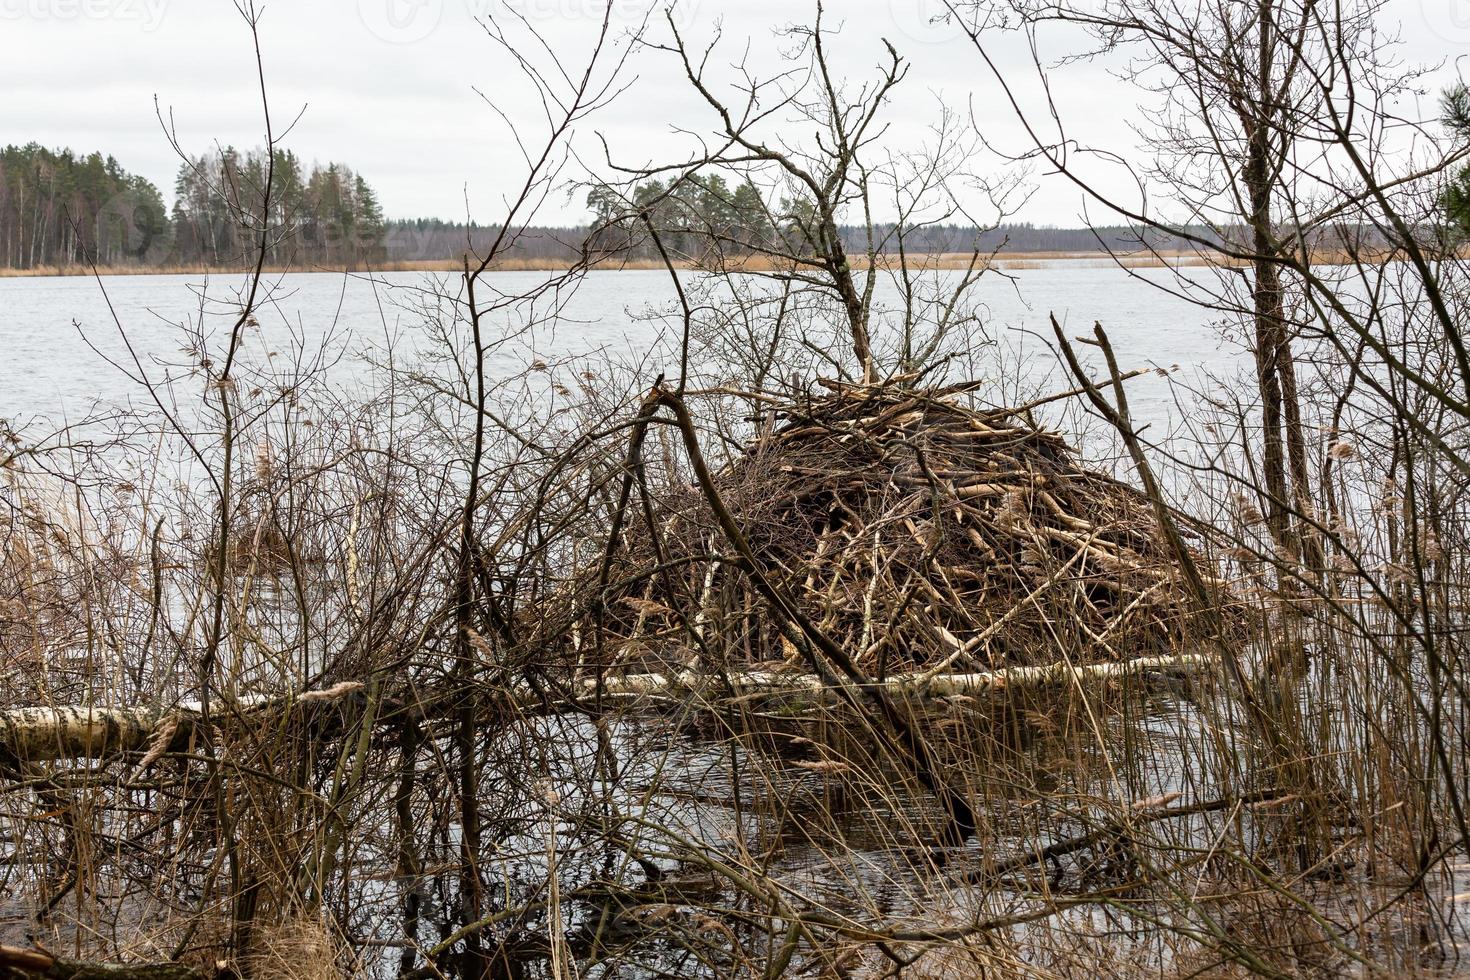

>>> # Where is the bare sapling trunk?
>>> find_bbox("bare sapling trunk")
[1245,0,1318,573]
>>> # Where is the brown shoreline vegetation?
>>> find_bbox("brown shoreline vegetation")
[0,246,1395,279]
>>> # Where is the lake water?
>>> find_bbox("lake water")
[0,265,1244,435]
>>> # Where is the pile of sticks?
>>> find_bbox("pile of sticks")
[561,382,1227,676]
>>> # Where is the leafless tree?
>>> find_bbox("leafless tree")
[587,2,1026,394]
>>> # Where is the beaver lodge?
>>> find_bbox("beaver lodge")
[542,381,1228,693]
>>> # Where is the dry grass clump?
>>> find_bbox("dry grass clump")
[241,916,350,980]
[0,465,102,702]
[548,382,1229,677]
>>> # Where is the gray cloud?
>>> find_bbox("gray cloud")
[1,0,1459,226]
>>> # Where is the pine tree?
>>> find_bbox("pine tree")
[1442,85,1470,238]
[352,174,385,263]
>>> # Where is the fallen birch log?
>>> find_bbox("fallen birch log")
[549,652,1210,703]
[0,654,1208,763]
[0,695,277,765]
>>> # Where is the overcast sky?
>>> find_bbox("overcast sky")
[3,0,1466,226]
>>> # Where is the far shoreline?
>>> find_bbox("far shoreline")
[6,244,1418,280]
[0,249,1266,280]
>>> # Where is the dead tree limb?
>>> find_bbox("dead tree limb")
[0,943,206,980]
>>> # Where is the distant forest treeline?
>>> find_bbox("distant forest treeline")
[173,148,385,267]
[0,143,386,270]
[0,144,169,269]
[381,217,1217,264]
[1,142,1223,271]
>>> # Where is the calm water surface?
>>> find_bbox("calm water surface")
[0,265,1242,431]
